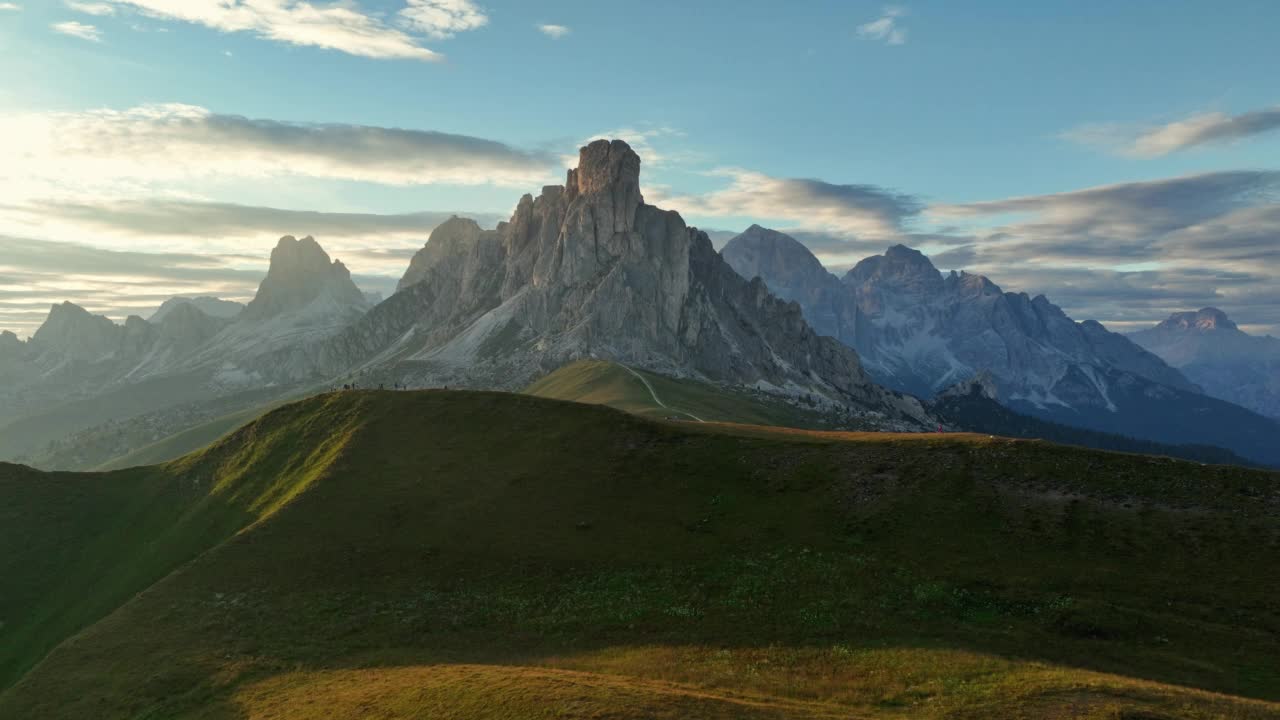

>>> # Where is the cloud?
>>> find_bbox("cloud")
[921,171,1280,334]
[661,169,922,238]
[0,3,21,10]
[537,23,569,39]
[931,170,1280,265]
[52,20,102,41]
[66,1,115,15]
[6,199,503,239]
[857,5,907,45]
[398,0,487,39]
[94,0,470,61]
[1066,106,1280,157]
[0,104,559,195]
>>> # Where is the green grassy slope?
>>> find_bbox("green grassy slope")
[525,359,837,427]
[2,390,1278,719]
[0,394,370,690]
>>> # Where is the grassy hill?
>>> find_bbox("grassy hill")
[2,390,1278,719]
[525,359,841,428]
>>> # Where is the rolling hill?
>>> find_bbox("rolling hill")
[2,390,1278,719]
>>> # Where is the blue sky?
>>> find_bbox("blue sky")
[1,0,1278,337]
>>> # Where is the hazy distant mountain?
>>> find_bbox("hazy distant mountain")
[150,296,244,323]
[277,140,930,428]
[721,227,1280,466]
[1130,308,1280,419]
[0,235,371,465]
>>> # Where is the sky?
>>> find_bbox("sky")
[0,0,1278,338]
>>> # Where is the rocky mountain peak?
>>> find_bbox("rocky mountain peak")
[1157,307,1239,333]
[720,224,833,284]
[241,235,366,322]
[31,302,121,360]
[564,139,643,234]
[844,244,944,296]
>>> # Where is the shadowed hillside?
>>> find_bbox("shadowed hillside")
[2,390,1278,719]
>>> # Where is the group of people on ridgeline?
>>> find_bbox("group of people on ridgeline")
[332,382,413,392]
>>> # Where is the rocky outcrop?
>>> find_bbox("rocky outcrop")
[1131,308,1280,419]
[288,140,927,427]
[241,236,367,322]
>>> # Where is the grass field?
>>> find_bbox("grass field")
[525,359,839,427]
[2,389,1277,719]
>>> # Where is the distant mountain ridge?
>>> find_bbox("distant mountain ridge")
[0,235,372,464]
[721,225,1280,467]
[1130,307,1280,419]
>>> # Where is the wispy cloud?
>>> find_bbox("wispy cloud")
[0,3,21,11]
[662,169,921,238]
[1066,105,1280,157]
[537,23,570,39]
[398,0,488,39]
[0,104,559,194]
[91,0,488,61]
[923,171,1280,333]
[66,1,115,15]
[52,20,102,41]
[857,5,907,46]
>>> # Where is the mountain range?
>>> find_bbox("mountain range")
[721,225,1280,466]
[1130,307,1280,420]
[1,139,1275,469]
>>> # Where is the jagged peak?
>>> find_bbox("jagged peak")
[844,244,943,292]
[243,235,366,321]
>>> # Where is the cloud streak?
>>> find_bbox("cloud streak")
[0,104,559,194]
[66,1,115,15]
[857,6,907,45]
[537,23,570,39]
[662,169,922,238]
[52,20,102,41]
[1067,106,1280,157]
[398,0,487,39]
[94,0,487,61]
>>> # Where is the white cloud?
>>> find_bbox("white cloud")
[95,0,467,61]
[397,0,487,40]
[52,20,102,41]
[537,23,570,39]
[0,104,559,198]
[659,169,921,238]
[1066,106,1280,157]
[0,3,21,11]
[857,5,907,45]
[66,1,115,15]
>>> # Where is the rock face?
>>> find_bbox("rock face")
[241,236,367,322]
[723,231,1194,402]
[1131,308,1280,419]
[290,140,927,426]
[721,227,1280,466]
